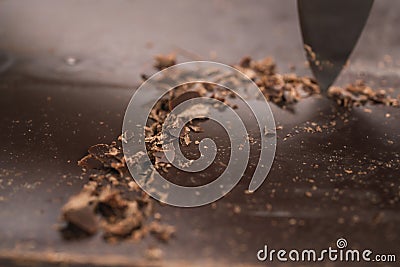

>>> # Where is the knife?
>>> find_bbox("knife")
[298,0,374,92]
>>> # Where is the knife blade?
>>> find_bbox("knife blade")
[298,0,374,92]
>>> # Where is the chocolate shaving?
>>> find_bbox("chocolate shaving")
[154,53,177,70]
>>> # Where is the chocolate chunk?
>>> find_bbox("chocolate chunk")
[61,189,99,235]
[149,221,175,242]
[154,53,176,70]
[102,202,143,237]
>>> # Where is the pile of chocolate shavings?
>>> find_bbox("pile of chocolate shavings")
[234,56,399,108]
[144,74,239,171]
[145,85,207,171]
[328,80,399,108]
[60,140,175,243]
[234,56,320,105]
[153,54,399,108]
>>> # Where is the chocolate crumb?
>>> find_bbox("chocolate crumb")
[154,53,176,70]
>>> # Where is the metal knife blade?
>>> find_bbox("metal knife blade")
[298,0,374,92]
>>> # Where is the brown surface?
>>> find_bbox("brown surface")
[1,1,400,266]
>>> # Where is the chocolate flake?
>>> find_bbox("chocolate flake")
[154,53,177,70]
